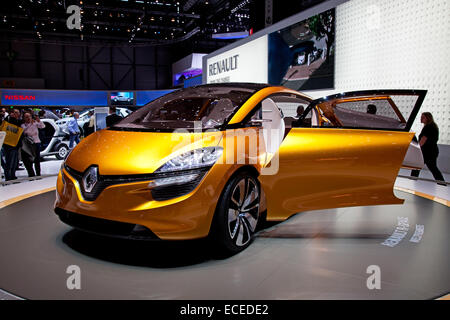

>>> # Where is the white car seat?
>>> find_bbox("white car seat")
[261,98,285,155]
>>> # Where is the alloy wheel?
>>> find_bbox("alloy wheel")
[227,176,260,247]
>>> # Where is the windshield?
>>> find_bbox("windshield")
[113,85,260,131]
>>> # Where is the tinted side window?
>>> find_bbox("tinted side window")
[335,99,404,129]
[315,97,408,130]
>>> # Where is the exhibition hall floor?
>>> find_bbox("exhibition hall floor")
[0,176,448,299]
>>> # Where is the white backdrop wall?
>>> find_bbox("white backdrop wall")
[304,0,450,145]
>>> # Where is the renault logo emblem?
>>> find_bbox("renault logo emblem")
[82,166,98,193]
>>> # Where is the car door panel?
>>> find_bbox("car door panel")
[258,90,426,221]
[259,128,413,220]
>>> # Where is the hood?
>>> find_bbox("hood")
[65,129,223,175]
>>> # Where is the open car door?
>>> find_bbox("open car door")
[258,89,427,221]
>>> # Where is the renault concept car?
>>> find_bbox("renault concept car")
[55,84,426,253]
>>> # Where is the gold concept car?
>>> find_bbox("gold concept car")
[55,84,426,253]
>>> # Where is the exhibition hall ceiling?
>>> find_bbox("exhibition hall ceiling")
[0,0,252,46]
[0,0,328,48]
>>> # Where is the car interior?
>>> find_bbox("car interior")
[257,93,415,132]
[268,95,313,129]
[39,121,56,151]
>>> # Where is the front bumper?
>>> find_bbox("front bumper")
[54,163,241,240]
[55,207,160,240]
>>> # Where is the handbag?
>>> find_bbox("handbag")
[21,135,36,162]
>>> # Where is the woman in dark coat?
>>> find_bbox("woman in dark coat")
[411,112,446,185]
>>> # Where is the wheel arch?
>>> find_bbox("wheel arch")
[207,164,266,238]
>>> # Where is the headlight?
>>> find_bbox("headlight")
[148,147,222,200]
[155,147,223,173]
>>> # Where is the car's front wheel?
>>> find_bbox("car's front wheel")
[211,172,261,254]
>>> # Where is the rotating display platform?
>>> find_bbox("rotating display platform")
[0,190,448,299]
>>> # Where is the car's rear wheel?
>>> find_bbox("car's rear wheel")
[211,172,261,254]
[55,144,69,160]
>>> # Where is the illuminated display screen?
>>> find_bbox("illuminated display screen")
[268,8,336,90]
[110,91,134,105]
[173,69,202,86]
[0,89,176,108]
[205,8,335,90]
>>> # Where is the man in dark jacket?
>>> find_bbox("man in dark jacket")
[105,106,123,127]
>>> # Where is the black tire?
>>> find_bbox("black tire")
[55,144,69,160]
[211,171,261,255]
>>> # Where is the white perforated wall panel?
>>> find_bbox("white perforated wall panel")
[304,0,450,144]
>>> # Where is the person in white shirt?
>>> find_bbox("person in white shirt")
[87,110,95,136]
[21,112,45,177]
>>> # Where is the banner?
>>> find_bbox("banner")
[0,121,23,147]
